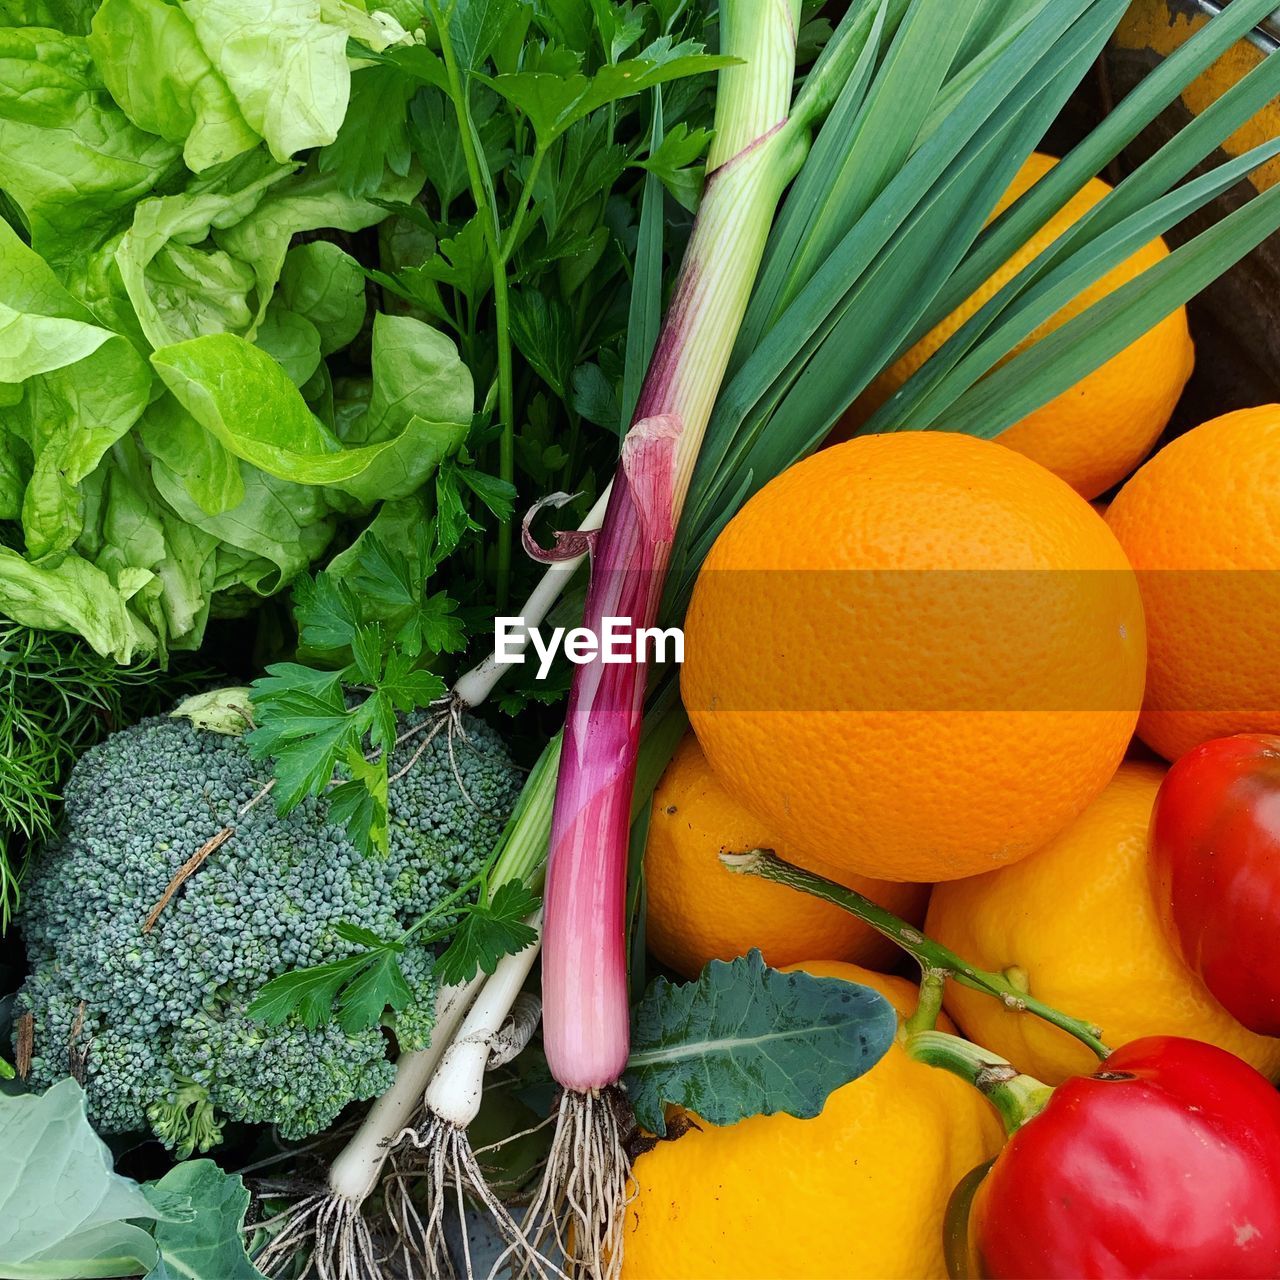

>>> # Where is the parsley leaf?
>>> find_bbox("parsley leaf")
[335,950,415,1034]
[328,749,391,857]
[319,66,416,196]
[638,121,711,210]
[246,676,360,810]
[435,879,540,986]
[481,42,733,147]
[293,574,363,653]
[249,539,461,850]
[248,941,414,1035]
[248,955,369,1031]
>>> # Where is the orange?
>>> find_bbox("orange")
[643,734,929,978]
[843,152,1194,500]
[927,761,1280,1085]
[1106,406,1280,761]
[681,432,1146,883]
[622,962,1003,1280]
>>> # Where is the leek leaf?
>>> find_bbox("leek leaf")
[936,181,1280,439]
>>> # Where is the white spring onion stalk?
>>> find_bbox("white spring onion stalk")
[255,740,562,1278]
[366,741,561,1275]
[254,975,485,1280]
[528,4,809,1277]
[389,912,545,1277]
[452,488,611,711]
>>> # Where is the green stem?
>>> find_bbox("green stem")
[501,149,546,263]
[430,0,515,609]
[491,269,515,609]
[487,731,563,898]
[722,848,1111,1060]
[906,1030,1053,1134]
[559,410,581,490]
[905,967,947,1035]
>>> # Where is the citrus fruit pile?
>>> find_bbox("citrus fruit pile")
[630,152,1280,1279]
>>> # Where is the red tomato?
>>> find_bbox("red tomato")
[968,1037,1280,1279]
[1149,733,1280,1035]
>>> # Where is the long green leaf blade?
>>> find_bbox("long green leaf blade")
[869,137,1280,433]
[925,0,1280,329]
[622,91,668,428]
[751,0,981,341]
[736,0,888,356]
[938,181,1280,437]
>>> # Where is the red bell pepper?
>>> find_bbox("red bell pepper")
[1149,733,1280,1035]
[962,1037,1280,1279]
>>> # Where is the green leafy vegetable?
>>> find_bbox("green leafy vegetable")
[86,0,259,173]
[248,534,460,851]
[0,1079,187,1280]
[144,1162,264,1280]
[0,27,180,263]
[434,878,540,986]
[248,946,390,1033]
[0,0,724,671]
[278,240,367,354]
[0,1082,263,1279]
[637,119,712,209]
[479,38,735,149]
[151,326,470,500]
[179,0,353,163]
[625,950,899,1136]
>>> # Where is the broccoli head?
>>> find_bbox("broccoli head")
[15,707,521,1156]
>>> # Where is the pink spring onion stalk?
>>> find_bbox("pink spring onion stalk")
[529,3,809,1274]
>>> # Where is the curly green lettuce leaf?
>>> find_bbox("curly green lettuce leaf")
[214,160,423,331]
[114,155,418,352]
[0,0,95,32]
[179,0,352,163]
[115,151,296,349]
[78,435,218,653]
[151,322,470,502]
[0,28,179,263]
[151,332,379,483]
[320,0,412,52]
[138,393,243,516]
[336,312,473,503]
[0,547,149,662]
[0,222,153,559]
[355,312,473,444]
[87,0,259,173]
[148,451,333,602]
[255,302,323,387]
[278,240,367,355]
